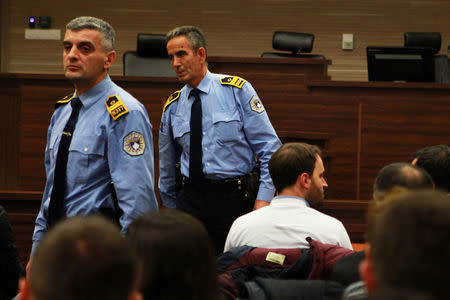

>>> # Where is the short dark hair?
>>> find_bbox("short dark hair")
[414,145,450,192]
[126,210,219,300]
[166,25,207,55]
[269,142,321,193]
[367,190,450,299]
[373,162,433,198]
[29,216,139,300]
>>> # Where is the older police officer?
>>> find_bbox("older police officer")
[31,17,158,258]
[159,26,281,253]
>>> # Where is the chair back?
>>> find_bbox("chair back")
[123,33,174,77]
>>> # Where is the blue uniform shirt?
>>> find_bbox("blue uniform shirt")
[159,71,281,208]
[32,75,158,254]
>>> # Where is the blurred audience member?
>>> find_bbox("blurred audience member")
[20,216,142,300]
[0,205,24,300]
[373,162,433,201]
[360,190,450,300]
[411,144,450,193]
[127,210,222,300]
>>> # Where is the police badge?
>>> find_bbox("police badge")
[123,131,145,156]
[249,96,265,113]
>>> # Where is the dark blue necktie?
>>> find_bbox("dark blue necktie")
[47,98,82,227]
[189,88,204,183]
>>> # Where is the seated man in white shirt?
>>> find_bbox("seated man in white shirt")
[224,142,352,252]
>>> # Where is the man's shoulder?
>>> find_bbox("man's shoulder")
[104,85,147,121]
[308,207,345,226]
[108,85,143,109]
[210,72,248,89]
[233,205,272,226]
[163,89,182,113]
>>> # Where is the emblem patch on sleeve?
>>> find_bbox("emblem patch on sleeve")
[123,131,146,156]
[249,96,265,113]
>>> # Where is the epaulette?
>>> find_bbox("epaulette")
[220,76,246,88]
[163,90,180,112]
[55,92,76,109]
[105,95,129,120]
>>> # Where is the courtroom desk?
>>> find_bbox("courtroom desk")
[307,80,450,200]
[2,73,450,260]
[208,56,331,80]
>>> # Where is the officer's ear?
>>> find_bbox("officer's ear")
[196,47,206,63]
[104,50,116,70]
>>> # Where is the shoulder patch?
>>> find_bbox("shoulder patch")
[55,92,76,108]
[105,95,129,120]
[123,131,145,156]
[220,76,246,88]
[163,90,180,112]
[249,96,265,113]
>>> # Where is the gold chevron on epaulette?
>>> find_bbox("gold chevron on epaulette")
[55,92,76,108]
[163,90,180,112]
[220,76,246,88]
[105,95,129,120]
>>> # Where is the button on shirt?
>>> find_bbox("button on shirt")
[224,196,353,252]
[159,71,282,208]
[32,75,158,254]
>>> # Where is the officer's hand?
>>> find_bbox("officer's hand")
[253,200,270,210]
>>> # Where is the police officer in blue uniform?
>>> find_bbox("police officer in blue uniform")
[31,17,158,260]
[159,26,281,253]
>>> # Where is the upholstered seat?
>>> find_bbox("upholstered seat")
[404,32,450,83]
[123,33,174,77]
[261,31,325,59]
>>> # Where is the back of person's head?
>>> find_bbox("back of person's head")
[126,210,219,300]
[413,144,450,192]
[366,190,450,299]
[166,25,207,54]
[269,142,321,193]
[373,162,433,200]
[28,216,140,300]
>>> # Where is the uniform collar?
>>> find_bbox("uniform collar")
[76,74,112,110]
[186,70,213,97]
[271,195,310,207]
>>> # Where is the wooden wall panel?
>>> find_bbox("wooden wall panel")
[3,0,450,81]
[0,78,21,189]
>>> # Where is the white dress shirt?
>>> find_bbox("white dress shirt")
[224,196,353,252]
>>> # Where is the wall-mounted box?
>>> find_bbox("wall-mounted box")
[25,29,60,40]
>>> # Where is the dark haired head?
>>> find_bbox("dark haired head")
[127,210,220,300]
[166,26,207,56]
[373,162,433,199]
[367,190,450,299]
[413,145,450,192]
[29,216,140,300]
[269,142,321,193]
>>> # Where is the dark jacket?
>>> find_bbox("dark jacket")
[0,205,24,300]
[217,238,353,299]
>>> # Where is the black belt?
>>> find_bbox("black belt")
[182,175,247,191]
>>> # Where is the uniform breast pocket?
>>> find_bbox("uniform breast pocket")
[67,135,106,184]
[172,118,191,153]
[213,112,242,144]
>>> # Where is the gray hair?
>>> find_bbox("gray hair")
[166,26,207,55]
[66,16,115,51]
